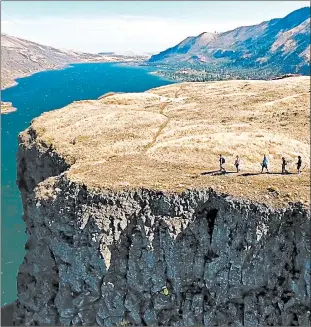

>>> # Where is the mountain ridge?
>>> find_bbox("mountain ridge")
[149,7,310,76]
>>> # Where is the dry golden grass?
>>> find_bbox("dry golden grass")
[27,77,310,207]
[1,101,16,114]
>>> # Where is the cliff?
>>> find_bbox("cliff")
[13,78,310,325]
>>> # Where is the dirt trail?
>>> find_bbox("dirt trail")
[262,93,309,106]
[144,102,170,151]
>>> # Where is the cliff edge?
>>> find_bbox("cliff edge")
[18,76,310,207]
[13,78,310,326]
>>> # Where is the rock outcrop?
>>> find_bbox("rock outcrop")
[1,101,16,114]
[13,78,310,326]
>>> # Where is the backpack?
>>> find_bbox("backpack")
[221,157,225,164]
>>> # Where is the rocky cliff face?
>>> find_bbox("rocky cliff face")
[13,122,311,326]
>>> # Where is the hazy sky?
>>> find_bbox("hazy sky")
[1,1,309,54]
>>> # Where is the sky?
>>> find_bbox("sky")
[1,1,310,55]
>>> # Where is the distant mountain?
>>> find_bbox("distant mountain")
[149,7,310,75]
[99,50,148,59]
[1,34,110,89]
[98,52,115,55]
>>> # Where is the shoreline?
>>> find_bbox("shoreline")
[1,61,101,91]
[1,62,74,91]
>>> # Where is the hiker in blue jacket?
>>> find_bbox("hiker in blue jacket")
[261,154,269,173]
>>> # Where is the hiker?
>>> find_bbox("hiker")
[234,155,240,172]
[281,157,287,174]
[219,154,226,172]
[261,154,269,173]
[296,156,302,174]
